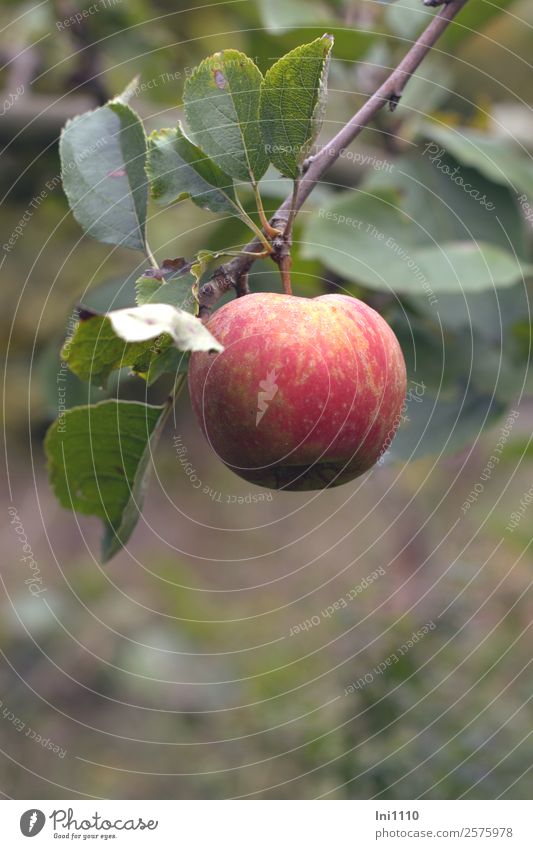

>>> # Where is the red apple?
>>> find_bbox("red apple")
[188,292,407,490]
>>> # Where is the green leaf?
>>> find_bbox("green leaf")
[138,250,234,310]
[260,34,333,178]
[107,303,223,352]
[183,50,268,183]
[406,282,530,342]
[135,273,196,311]
[146,347,190,387]
[383,311,514,462]
[409,242,531,292]
[45,400,165,561]
[146,123,241,216]
[190,250,217,285]
[365,153,527,258]
[419,122,533,201]
[60,80,148,253]
[81,271,140,313]
[385,380,507,463]
[62,314,156,387]
[64,303,221,387]
[303,188,532,294]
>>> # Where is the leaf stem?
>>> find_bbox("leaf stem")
[235,194,273,253]
[284,177,300,240]
[252,182,282,239]
[224,249,270,259]
[145,241,159,269]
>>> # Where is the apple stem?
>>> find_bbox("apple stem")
[279,255,292,296]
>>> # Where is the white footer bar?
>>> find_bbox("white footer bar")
[1,800,531,847]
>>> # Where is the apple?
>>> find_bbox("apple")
[188,292,407,490]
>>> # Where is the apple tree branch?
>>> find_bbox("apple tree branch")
[197,0,469,317]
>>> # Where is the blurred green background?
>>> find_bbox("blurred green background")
[1,0,532,799]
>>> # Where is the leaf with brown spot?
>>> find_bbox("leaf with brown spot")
[184,50,268,183]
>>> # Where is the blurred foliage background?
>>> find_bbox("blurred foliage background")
[1,0,533,799]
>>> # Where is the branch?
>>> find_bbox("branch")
[198,0,468,317]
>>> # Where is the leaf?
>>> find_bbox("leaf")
[385,380,507,463]
[410,242,531,291]
[81,271,141,313]
[405,282,530,342]
[260,34,334,178]
[60,80,148,253]
[135,257,198,314]
[45,400,165,561]
[190,250,217,285]
[38,340,107,419]
[393,307,530,403]
[303,188,532,294]
[382,311,514,462]
[64,303,220,387]
[108,303,223,352]
[146,347,190,387]
[146,123,241,216]
[419,122,533,201]
[183,50,268,183]
[366,153,527,258]
[135,273,196,312]
[62,314,157,387]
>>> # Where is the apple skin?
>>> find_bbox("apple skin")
[188,292,407,491]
